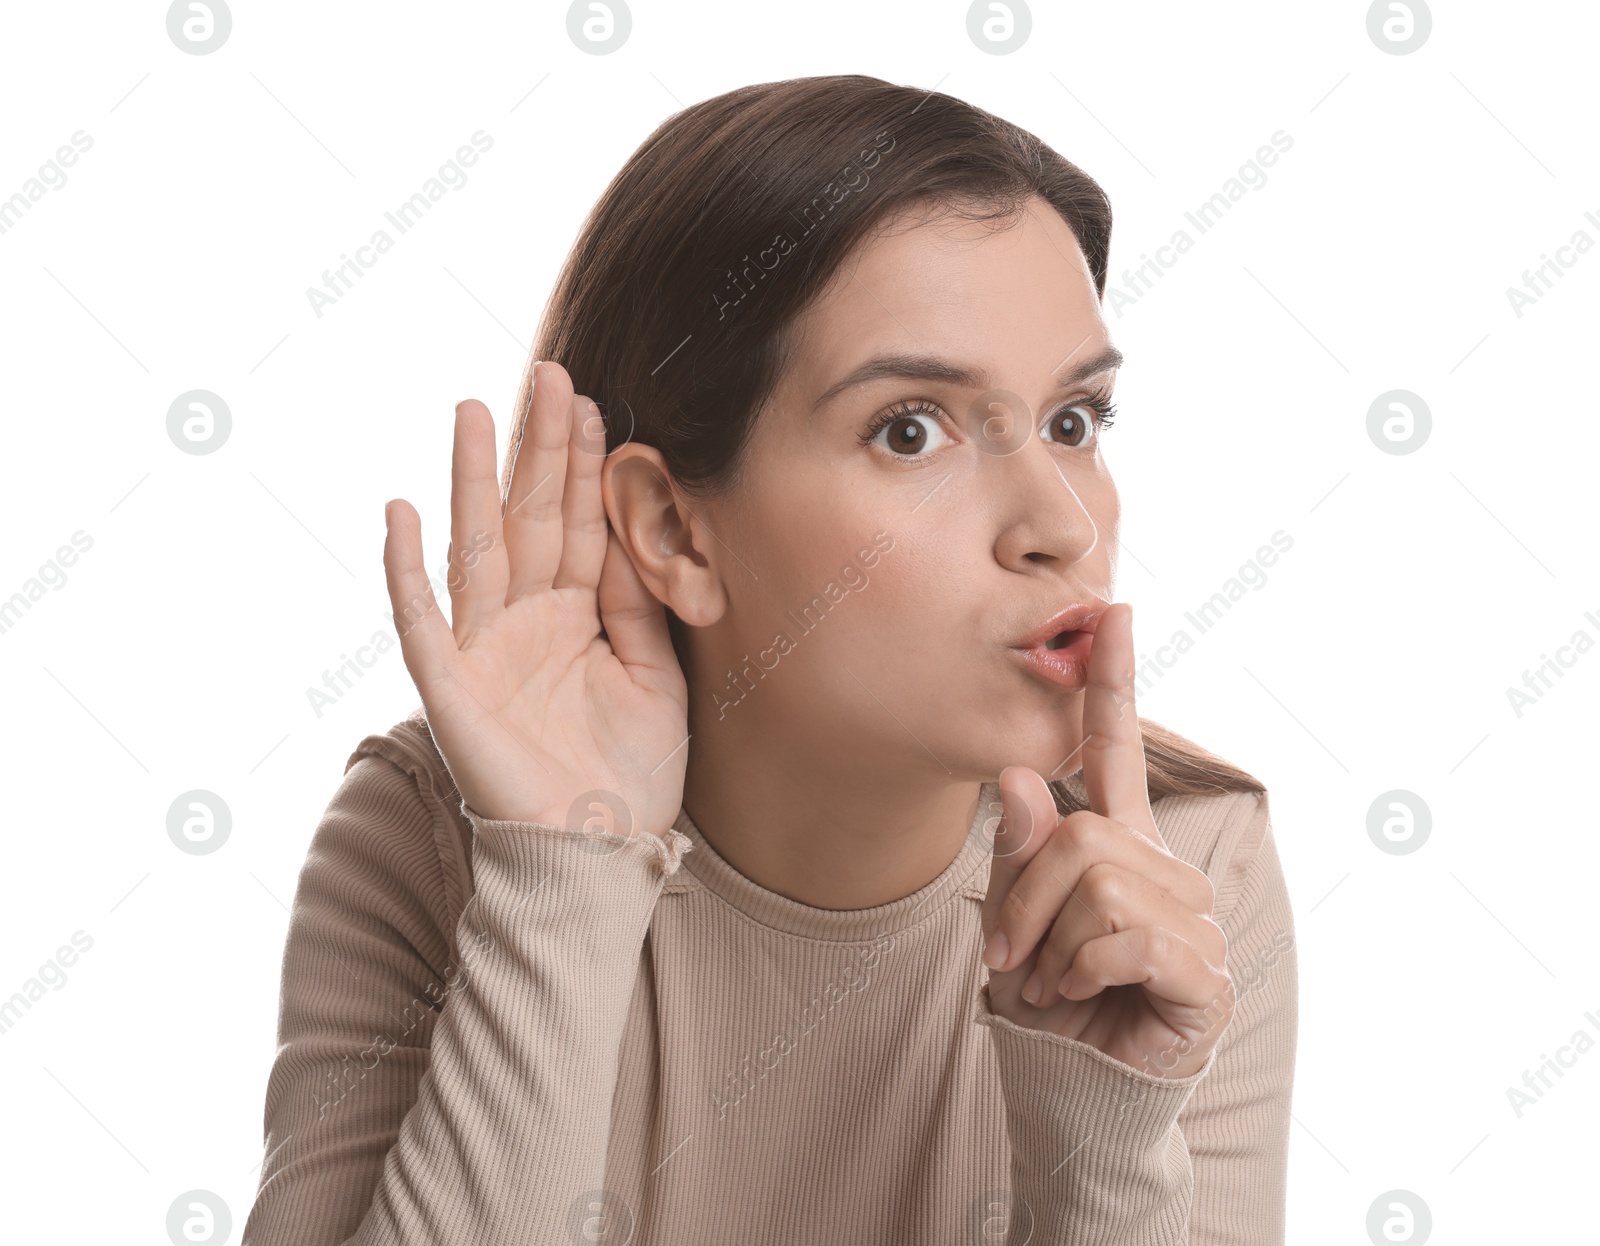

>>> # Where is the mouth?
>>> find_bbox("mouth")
[1009,601,1107,690]
[1011,629,1096,688]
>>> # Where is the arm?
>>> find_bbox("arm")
[975,789,1296,1245]
[977,992,1214,1244]
[241,752,690,1246]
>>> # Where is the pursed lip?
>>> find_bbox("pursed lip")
[1011,600,1109,650]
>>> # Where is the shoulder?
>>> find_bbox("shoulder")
[1152,784,1272,930]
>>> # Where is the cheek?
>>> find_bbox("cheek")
[726,482,884,623]
[1058,466,1119,548]
[1090,478,1119,532]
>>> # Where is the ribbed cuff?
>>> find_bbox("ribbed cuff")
[461,802,694,878]
[976,983,1212,1243]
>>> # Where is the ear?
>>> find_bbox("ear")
[601,443,727,628]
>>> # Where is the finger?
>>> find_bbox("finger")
[1057,925,1230,1013]
[383,498,461,696]
[981,765,1062,967]
[991,812,1216,977]
[552,394,610,592]
[1022,862,1218,1005]
[1080,602,1161,844]
[447,399,511,639]
[597,524,681,682]
[503,361,576,602]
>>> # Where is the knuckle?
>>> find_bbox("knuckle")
[1079,861,1128,913]
[1059,809,1100,841]
[1051,811,1102,860]
[1143,925,1178,962]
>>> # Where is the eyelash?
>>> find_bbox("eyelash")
[856,389,1119,452]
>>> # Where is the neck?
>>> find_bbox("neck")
[680,709,985,911]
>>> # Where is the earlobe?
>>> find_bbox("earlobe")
[601,446,726,628]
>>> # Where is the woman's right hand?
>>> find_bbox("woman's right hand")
[381,360,690,840]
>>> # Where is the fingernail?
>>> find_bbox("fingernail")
[983,930,1008,970]
[1022,975,1041,1005]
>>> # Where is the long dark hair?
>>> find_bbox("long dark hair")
[498,74,1264,803]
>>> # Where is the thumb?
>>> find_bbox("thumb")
[981,765,1062,944]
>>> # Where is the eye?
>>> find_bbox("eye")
[1042,392,1118,449]
[858,400,956,458]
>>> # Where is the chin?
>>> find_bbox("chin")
[969,727,1085,786]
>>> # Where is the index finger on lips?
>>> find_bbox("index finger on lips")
[1080,602,1163,847]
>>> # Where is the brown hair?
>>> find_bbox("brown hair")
[497,74,1264,804]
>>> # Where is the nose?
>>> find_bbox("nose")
[989,436,1106,573]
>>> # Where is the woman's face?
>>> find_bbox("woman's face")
[685,192,1121,784]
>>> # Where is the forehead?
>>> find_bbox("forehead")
[784,197,1106,392]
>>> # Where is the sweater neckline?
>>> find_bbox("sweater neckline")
[669,781,1006,943]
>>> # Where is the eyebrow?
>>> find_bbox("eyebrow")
[810,344,1124,414]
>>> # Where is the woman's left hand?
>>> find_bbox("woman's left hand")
[979,602,1234,1081]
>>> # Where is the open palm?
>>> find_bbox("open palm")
[382,361,689,841]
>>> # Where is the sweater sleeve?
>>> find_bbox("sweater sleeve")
[973,789,1296,1245]
[241,752,691,1246]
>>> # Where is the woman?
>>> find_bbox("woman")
[243,75,1297,1245]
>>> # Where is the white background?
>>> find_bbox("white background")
[0,1,1595,1242]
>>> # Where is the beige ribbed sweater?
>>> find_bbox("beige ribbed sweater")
[242,709,1296,1245]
